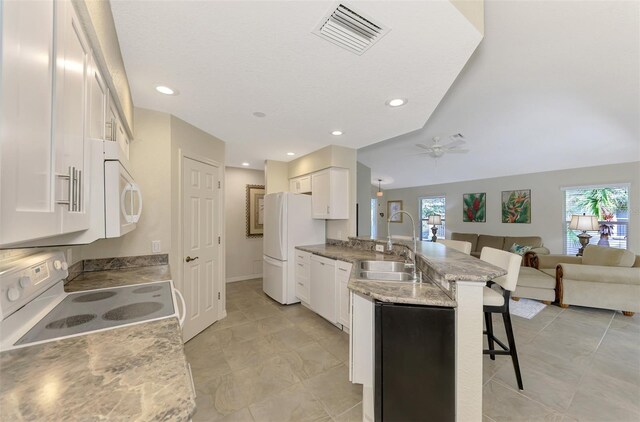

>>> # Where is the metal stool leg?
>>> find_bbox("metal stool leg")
[484,312,495,360]
[502,310,523,390]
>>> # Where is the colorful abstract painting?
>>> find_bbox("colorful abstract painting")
[502,190,531,224]
[463,193,486,222]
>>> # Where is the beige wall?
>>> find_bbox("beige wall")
[377,162,640,254]
[225,167,265,282]
[80,108,172,259]
[73,0,134,135]
[264,160,289,194]
[451,0,484,35]
[357,161,372,237]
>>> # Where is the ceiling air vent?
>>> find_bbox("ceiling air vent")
[312,4,389,55]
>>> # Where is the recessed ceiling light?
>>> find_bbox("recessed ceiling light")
[241,162,250,166]
[253,112,266,118]
[156,86,177,95]
[386,98,407,107]
[287,152,295,156]
[331,130,343,136]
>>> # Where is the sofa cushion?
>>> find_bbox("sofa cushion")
[504,236,543,251]
[582,245,636,267]
[451,233,479,252]
[510,243,532,256]
[477,235,505,253]
[540,268,556,278]
[518,266,556,289]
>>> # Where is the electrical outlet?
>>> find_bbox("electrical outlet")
[152,240,161,253]
[375,244,384,252]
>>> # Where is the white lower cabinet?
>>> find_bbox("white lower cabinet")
[310,255,337,323]
[294,251,311,304]
[349,291,375,422]
[336,260,352,328]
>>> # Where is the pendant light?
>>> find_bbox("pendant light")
[376,179,383,197]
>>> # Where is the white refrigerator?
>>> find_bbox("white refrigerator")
[263,192,326,304]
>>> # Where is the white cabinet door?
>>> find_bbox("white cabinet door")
[336,260,352,328]
[298,176,312,193]
[290,178,299,193]
[311,167,349,219]
[55,0,91,234]
[350,291,374,385]
[106,93,129,160]
[0,0,62,246]
[310,255,336,323]
[87,56,106,141]
[295,251,311,304]
[311,170,331,218]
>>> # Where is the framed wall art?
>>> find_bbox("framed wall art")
[387,200,403,223]
[246,185,265,237]
[501,189,531,224]
[463,193,486,222]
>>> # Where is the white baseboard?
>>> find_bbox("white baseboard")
[226,273,263,283]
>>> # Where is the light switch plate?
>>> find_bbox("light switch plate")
[152,240,161,253]
[375,244,384,252]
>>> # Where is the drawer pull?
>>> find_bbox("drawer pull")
[338,268,348,272]
[298,263,304,267]
[298,282,304,286]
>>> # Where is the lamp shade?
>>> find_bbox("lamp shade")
[428,215,442,225]
[569,214,599,231]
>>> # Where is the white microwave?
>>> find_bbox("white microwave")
[104,160,141,238]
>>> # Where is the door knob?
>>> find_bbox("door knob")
[185,256,199,263]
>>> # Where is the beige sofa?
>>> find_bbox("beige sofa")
[451,232,550,259]
[523,245,640,315]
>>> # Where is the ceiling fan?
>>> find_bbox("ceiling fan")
[415,133,468,158]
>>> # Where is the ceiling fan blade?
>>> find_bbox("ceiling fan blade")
[446,148,469,153]
[415,143,432,150]
[443,139,465,149]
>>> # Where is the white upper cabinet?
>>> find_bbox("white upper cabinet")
[107,93,129,160]
[290,175,312,194]
[87,55,107,141]
[0,0,61,246]
[311,167,349,219]
[55,0,91,233]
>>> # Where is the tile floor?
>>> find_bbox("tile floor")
[185,279,640,421]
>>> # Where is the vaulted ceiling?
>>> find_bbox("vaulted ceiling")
[110,1,482,169]
[358,1,640,189]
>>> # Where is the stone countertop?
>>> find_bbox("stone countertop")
[0,318,195,421]
[295,244,456,307]
[1,264,196,421]
[65,264,172,292]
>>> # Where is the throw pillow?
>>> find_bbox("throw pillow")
[510,243,532,256]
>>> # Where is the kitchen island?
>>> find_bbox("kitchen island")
[0,263,196,422]
[297,238,505,422]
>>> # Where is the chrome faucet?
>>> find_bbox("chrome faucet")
[387,211,420,281]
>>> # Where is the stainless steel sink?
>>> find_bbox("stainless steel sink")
[358,270,416,282]
[359,260,406,272]
[356,260,419,283]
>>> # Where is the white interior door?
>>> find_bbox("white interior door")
[182,156,220,341]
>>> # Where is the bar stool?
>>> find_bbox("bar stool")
[436,239,472,255]
[480,247,524,390]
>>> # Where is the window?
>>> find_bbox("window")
[563,185,629,255]
[420,196,445,240]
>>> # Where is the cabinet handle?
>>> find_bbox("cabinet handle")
[298,282,304,286]
[72,167,78,211]
[56,167,75,210]
[297,263,304,267]
[78,170,82,212]
[105,121,113,141]
[319,262,325,266]
[326,205,330,214]
[338,268,348,272]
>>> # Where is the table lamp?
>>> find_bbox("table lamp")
[427,215,442,242]
[569,213,599,256]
